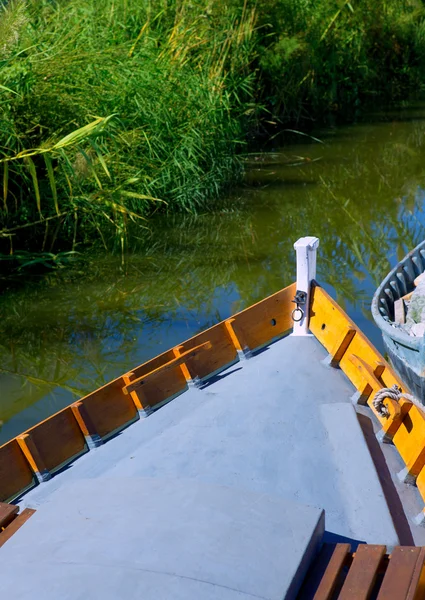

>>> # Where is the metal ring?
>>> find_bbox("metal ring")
[291,307,304,322]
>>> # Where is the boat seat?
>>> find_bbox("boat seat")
[0,502,18,530]
[0,501,35,548]
[299,543,425,599]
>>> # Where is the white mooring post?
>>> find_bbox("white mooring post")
[292,237,320,336]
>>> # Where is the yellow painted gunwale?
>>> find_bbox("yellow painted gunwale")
[3,278,425,521]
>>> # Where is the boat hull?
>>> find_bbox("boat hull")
[372,239,425,402]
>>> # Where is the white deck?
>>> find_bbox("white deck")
[0,335,406,599]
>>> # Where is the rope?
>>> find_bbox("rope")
[373,384,423,418]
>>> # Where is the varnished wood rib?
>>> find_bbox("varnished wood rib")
[0,502,19,529]
[330,327,356,367]
[123,341,212,395]
[338,544,386,600]
[377,547,424,600]
[0,508,35,548]
[0,440,34,502]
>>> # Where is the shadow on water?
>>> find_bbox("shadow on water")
[1,105,425,442]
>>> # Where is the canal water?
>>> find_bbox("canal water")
[1,104,425,444]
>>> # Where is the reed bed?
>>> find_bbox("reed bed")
[1,0,425,264]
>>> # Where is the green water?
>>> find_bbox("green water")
[1,104,425,444]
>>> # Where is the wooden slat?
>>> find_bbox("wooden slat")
[177,321,238,380]
[126,348,177,381]
[377,546,425,599]
[78,377,138,439]
[0,502,19,529]
[125,348,187,411]
[338,544,386,600]
[312,544,351,599]
[0,439,35,502]
[123,342,212,395]
[330,327,356,367]
[230,283,296,352]
[298,543,351,600]
[406,547,425,600]
[0,508,35,548]
[25,407,87,473]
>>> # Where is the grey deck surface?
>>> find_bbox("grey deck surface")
[1,335,400,599]
[1,478,324,600]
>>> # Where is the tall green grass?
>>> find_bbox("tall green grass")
[1,0,425,262]
[0,0,257,256]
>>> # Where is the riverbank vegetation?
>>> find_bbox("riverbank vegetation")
[1,0,425,265]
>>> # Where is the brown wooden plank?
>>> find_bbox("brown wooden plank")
[0,502,19,529]
[377,546,424,600]
[231,283,295,352]
[339,544,386,600]
[0,439,35,502]
[178,322,238,381]
[26,407,87,473]
[124,347,187,411]
[406,547,425,600]
[312,544,351,600]
[79,377,138,439]
[0,508,36,548]
[298,543,351,600]
[127,348,177,381]
[123,342,212,395]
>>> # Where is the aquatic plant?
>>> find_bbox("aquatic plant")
[0,0,257,257]
[1,0,425,263]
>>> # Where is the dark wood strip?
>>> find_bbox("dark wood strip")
[312,543,351,600]
[0,502,19,529]
[339,544,386,600]
[0,508,36,548]
[331,328,356,367]
[406,547,425,600]
[377,547,422,599]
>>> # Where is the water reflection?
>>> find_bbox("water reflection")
[1,105,425,442]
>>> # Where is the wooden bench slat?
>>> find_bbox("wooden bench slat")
[406,547,425,600]
[339,544,386,600]
[377,546,424,600]
[312,543,351,600]
[0,508,35,548]
[298,543,350,600]
[0,502,19,529]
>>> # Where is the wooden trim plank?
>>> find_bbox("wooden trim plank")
[330,327,356,367]
[0,502,19,529]
[22,408,87,476]
[0,508,36,548]
[17,433,51,483]
[123,342,212,395]
[298,543,351,600]
[338,544,386,600]
[406,547,425,600]
[0,440,35,503]
[71,401,103,449]
[377,546,425,599]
